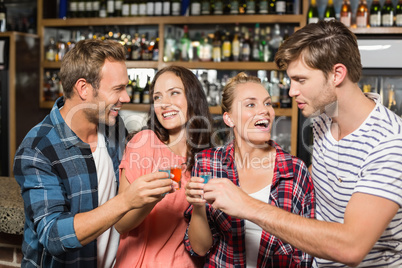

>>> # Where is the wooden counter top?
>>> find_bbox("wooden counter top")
[0,177,24,235]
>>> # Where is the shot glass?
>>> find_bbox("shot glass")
[170,165,182,190]
[158,169,171,197]
[199,172,211,184]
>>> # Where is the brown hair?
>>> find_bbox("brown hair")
[274,20,362,83]
[59,39,126,98]
[221,72,262,113]
[145,66,213,172]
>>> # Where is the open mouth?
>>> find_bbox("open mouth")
[111,106,121,112]
[254,119,269,129]
[162,111,178,118]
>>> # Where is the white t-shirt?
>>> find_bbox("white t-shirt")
[245,184,271,268]
[92,131,120,268]
[312,93,402,267]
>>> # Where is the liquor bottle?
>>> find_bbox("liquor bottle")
[154,0,163,16]
[212,0,224,15]
[114,0,123,16]
[232,24,241,61]
[56,36,67,62]
[142,76,151,104]
[180,25,191,61]
[133,75,141,104]
[261,26,273,62]
[146,0,154,16]
[164,27,176,61]
[201,0,210,14]
[230,0,240,15]
[324,0,336,21]
[138,0,147,16]
[246,0,256,14]
[85,0,93,17]
[276,0,286,14]
[171,0,181,15]
[152,36,159,61]
[126,76,133,103]
[212,27,222,62]
[241,29,251,62]
[45,37,57,62]
[77,0,86,17]
[131,34,142,60]
[93,0,100,17]
[307,0,319,23]
[252,23,260,61]
[107,0,115,16]
[370,0,381,27]
[191,0,201,15]
[99,0,107,17]
[270,70,280,108]
[122,0,130,16]
[269,24,283,57]
[340,0,352,27]
[387,85,398,114]
[69,0,78,18]
[0,0,6,32]
[382,0,394,26]
[396,0,402,26]
[199,32,212,61]
[259,0,269,14]
[279,72,292,108]
[356,0,369,27]
[221,31,231,61]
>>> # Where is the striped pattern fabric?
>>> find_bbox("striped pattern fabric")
[13,97,126,268]
[311,93,402,267]
[184,140,315,267]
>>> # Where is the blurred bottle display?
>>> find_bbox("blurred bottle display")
[396,0,402,26]
[180,25,191,61]
[138,0,147,16]
[171,0,182,15]
[146,0,154,16]
[230,0,240,14]
[0,0,6,32]
[132,75,141,104]
[382,0,394,26]
[387,85,398,114]
[162,0,171,15]
[370,0,382,27]
[201,0,210,15]
[241,28,251,62]
[356,0,369,27]
[259,0,269,14]
[275,0,286,14]
[212,0,224,15]
[155,0,163,16]
[190,0,201,15]
[324,0,336,21]
[122,0,130,17]
[45,37,57,61]
[107,0,115,16]
[212,26,222,62]
[142,75,151,104]
[222,31,232,61]
[340,0,352,27]
[246,0,257,14]
[307,0,319,24]
[232,24,241,61]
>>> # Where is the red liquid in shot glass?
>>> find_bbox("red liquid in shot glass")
[171,166,182,189]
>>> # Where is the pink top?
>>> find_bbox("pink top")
[115,130,203,268]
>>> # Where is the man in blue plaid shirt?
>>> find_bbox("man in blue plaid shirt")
[13,39,175,268]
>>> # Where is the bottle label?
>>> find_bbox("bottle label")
[382,13,394,26]
[212,47,221,62]
[85,2,92,11]
[246,1,255,14]
[147,3,154,16]
[356,14,368,27]
[276,1,286,13]
[115,1,122,10]
[99,9,107,17]
[131,4,139,16]
[163,2,171,15]
[0,13,5,20]
[340,14,351,27]
[139,4,147,15]
[122,4,130,16]
[78,2,85,12]
[232,40,240,56]
[107,1,114,13]
[155,2,163,15]
[370,14,381,26]
[143,94,150,104]
[172,3,181,15]
[133,92,140,104]
[201,2,210,15]
[259,1,268,14]
[396,14,402,26]
[191,3,201,15]
[230,1,239,14]
[222,42,231,57]
[214,2,223,14]
[308,17,319,24]
[70,2,78,12]
[93,1,100,10]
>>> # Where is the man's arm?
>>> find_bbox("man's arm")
[204,179,399,267]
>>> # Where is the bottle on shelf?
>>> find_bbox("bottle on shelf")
[85,0,93,17]
[56,36,67,62]
[77,0,86,17]
[275,0,286,14]
[340,0,352,27]
[382,0,394,27]
[246,0,257,15]
[171,0,181,16]
[241,28,251,62]
[199,32,212,61]
[259,0,269,14]
[369,0,381,27]
[93,0,100,17]
[230,0,240,15]
[232,24,241,61]
[396,0,402,26]
[132,75,141,104]
[154,0,163,16]
[69,0,78,18]
[153,37,159,61]
[270,70,281,108]
[146,0,154,16]
[190,0,201,16]
[307,0,319,24]
[107,0,115,17]
[122,0,130,17]
[387,85,398,114]
[269,24,283,58]
[201,0,210,15]
[324,0,336,21]
[163,0,171,16]
[164,27,177,62]
[142,75,151,104]
[279,72,292,108]
[212,27,222,62]
[131,33,142,60]
[252,23,261,61]
[0,0,6,32]
[138,0,147,16]
[212,0,224,15]
[45,37,57,62]
[114,0,123,16]
[180,25,191,61]
[356,0,369,27]
[131,0,139,16]
[98,0,107,17]
[262,26,273,62]
[126,76,133,103]
[221,31,232,61]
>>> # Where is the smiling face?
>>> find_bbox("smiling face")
[152,71,188,134]
[287,57,337,118]
[225,82,275,146]
[85,59,130,126]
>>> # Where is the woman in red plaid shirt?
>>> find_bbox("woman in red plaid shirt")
[184,72,315,267]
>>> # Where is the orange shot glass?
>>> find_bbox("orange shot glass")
[170,165,182,189]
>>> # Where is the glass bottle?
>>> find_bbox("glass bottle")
[122,0,130,16]
[387,85,398,114]
[269,24,283,57]
[221,31,231,61]
[163,0,171,15]
[212,0,224,15]
[77,0,86,17]
[69,0,78,18]
[131,0,139,16]
[0,0,6,32]
[45,37,57,62]
[259,0,269,14]
[232,24,241,61]
[85,0,93,17]
[212,27,222,62]
[171,0,181,15]
[276,0,286,14]
[164,27,176,62]
[146,0,154,16]
[93,0,100,17]
[114,0,123,16]
[107,0,115,17]
[241,29,251,62]
[199,32,212,61]
[382,0,394,26]
[307,0,319,24]
[99,0,107,17]
[56,36,67,62]
[340,0,352,27]
[190,0,201,15]
[356,0,369,27]
[201,0,210,15]
[246,0,256,14]
[324,0,336,21]
[180,25,191,61]
[154,0,163,16]
[369,0,382,27]
[230,0,240,15]
[142,75,151,104]
[252,23,260,61]
[133,75,141,104]
[138,0,147,16]
[396,0,402,26]
[262,26,273,62]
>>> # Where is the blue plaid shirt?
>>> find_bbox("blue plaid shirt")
[13,97,127,267]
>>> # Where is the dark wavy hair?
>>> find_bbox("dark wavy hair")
[134,66,213,172]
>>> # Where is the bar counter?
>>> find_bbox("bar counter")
[0,177,24,235]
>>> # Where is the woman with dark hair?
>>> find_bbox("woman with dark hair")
[114,66,212,267]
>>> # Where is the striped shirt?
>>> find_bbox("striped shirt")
[184,140,315,267]
[13,97,127,268]
[311,93,402,267]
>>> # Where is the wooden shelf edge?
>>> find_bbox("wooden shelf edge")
[160,61,278,70]
[350,27,402,35]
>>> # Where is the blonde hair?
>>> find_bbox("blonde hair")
[221,72,262,113]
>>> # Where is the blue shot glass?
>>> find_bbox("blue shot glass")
[159,169,171,197]
[200,172,211,184]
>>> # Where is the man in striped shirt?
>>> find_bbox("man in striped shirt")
[205,20,402,267]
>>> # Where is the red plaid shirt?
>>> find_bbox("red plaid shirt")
[184,141,315,267]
